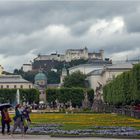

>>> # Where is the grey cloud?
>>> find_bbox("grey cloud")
[0,1,140,71]
[70,19,98,36]
[0,1,138,36]
[90,33,140,54]
[124,9,140,33]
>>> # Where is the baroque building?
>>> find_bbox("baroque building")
[86,63,133,100]
[34,71,47,103]
[0,65,33,89]
[0,75,33,89]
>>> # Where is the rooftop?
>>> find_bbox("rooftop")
[0,75,31,83]
[87,63,133,76]
[107,63,133,70]
[69,60,112,70]
[87,69,104,76]
[35,72,47,81]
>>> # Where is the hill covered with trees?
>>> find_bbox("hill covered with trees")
[14,59,88,84]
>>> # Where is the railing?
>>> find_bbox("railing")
[93,103,140,118]
[113,108,140,118]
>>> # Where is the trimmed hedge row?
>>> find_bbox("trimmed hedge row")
[46,88,94,107]
[0,88,94,107]
[103,63,140,106]
[0,89,39,104]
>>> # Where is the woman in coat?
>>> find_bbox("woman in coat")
[22,106,31,133]
[1,108,11,135]
[12,104,24,136]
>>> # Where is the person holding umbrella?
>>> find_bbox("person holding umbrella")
[1,107,12,135]
[0,103,12,135]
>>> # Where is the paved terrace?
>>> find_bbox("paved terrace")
[0,135,139,140]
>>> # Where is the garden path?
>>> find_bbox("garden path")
[0,135,139,140]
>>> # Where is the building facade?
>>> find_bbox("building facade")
[86,63,133,100]
[22,64,32,72]
[0,75,33,89]
[68,60,112,75]
[34,71,47,103]
[65,47,89,62]
[34,53,65,62]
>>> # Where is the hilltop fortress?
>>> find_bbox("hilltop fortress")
[22,47,105,72]
[34,47,104,62]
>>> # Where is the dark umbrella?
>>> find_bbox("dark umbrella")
[0,103,12,110]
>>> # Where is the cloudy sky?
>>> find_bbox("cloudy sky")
[0,0,140,72]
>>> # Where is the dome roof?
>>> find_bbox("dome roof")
[35,71,47,81]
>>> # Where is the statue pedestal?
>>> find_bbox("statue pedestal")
[39,90,46,103]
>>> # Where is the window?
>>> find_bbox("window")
[7,85,9,88]
[1,85,3,89]
[29,85,31,89]
[14,85,16,89]
[20,85,23,89]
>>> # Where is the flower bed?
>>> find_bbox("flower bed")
[30,113,140,129]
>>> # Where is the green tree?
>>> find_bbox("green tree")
[103,63,140,106]
[13,69,37,83]
[23,71,37,83]
[68,59,88,68]
[46,71,60,84]
[46,88,94,107]
[0,89,39,104]
[63,71,86,88]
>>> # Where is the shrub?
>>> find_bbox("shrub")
[0,89,39,104]
[46,88,94,107]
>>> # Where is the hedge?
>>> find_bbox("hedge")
[103,63,140,106]
[46,88,94,107]
[0,89,39,104]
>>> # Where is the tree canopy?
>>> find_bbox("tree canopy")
[63,71,87,88]
[46,87,94,107]
[103,63,140,106]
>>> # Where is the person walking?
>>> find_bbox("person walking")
[12,104,24,136]
[1,108,11,135]
[22,106,31,133]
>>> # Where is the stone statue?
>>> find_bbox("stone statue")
[92,82,104,112]
[95,82,102,100]
[55,99,60,110]
[82,91,90,109]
